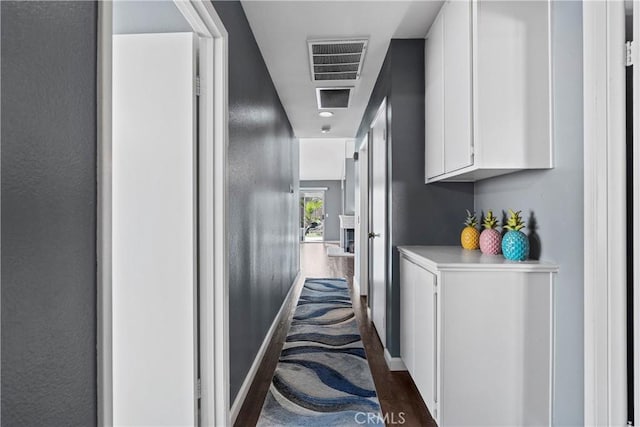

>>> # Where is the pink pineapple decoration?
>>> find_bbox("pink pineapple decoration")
[479,210,502,255]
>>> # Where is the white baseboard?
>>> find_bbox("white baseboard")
[366,306,372,320]
[384,348,407,371]
[229,271,304,424]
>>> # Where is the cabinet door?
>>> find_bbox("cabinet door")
[425,12,445,180]
[443,0,473,173]
[400,256,416,375]
[474,0,551,169]
[439,271,552,426]
[413,266,437,415]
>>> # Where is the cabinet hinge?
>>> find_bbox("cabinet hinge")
[197,378,201,399]
[195,76,201,96]
[626,41,634,67]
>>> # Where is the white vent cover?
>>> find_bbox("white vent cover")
[316,87,353,109]
[308,39,368,81]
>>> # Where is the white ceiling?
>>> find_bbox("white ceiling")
[241,1,443,139]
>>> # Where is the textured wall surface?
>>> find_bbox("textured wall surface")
[300,180,342,241]
[211,1,300,404]
[358,40,474,357]
[1,2,98,425]
[475,2,584,424]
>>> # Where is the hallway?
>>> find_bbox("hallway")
[0,1,606,425]
[234,243,436,426]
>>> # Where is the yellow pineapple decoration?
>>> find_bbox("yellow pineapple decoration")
[461,209,480,250]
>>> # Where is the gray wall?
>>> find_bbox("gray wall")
[1,1,98,425]
[357,40,475,357]
[344,159,356,214]
[301,180,342,241]
[211,1,300,404]
[474,3,584,424]
[113,0,191,34]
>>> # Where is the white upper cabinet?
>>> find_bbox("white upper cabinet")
[425,0,552,183]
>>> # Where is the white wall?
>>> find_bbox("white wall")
[474,2,584,424]
[113,1,191,34]
[299,138,354,181]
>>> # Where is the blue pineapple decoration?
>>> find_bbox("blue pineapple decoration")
[502,209,529,261]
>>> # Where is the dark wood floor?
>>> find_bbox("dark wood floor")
[233,242,437,426]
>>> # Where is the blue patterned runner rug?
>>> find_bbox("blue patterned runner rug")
[257,278,384,426]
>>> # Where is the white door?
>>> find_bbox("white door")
[369,101,387,347]
[112,32,198,426]
[357,140,369,297]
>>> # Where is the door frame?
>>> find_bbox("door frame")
[356,137,369,297]
[583,2,628,425]
[367,128,374,309]
[97,2,229,425]
[634,4,640,421]
[300,188,327,243]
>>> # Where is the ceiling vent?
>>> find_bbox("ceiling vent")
[308,39,368,82]
[316,87,353,109]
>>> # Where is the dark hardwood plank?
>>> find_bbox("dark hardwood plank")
[233,242,436,426]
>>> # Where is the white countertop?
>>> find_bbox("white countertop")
[397,245,559,273]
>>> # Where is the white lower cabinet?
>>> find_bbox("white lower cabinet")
[398,246,558,426]
[400,256,437,416]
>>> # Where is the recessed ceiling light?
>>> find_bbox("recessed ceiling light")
[321,125,331,134]
[319,111,334,118]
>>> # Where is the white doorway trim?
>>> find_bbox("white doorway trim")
[97,1,229,426]
[300,189,327,242]
[356,137,369,297]
[634,1,640,420]
[583,2,627,425]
